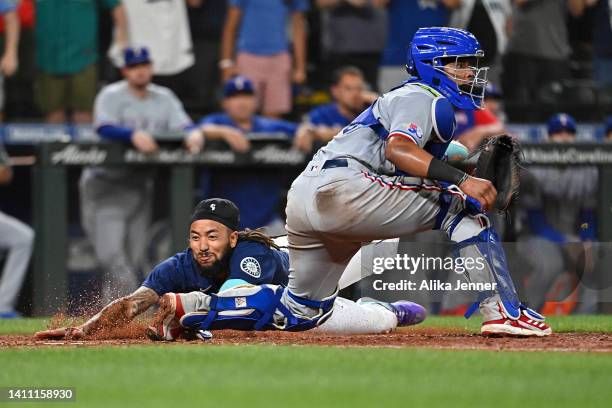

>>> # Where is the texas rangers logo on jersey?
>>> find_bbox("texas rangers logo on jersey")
[240,257,261,278]
[406,123,423,139]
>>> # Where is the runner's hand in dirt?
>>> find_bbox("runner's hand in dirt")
[35,326,85,340]
[33,287,159,341]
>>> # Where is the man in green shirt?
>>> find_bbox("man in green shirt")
[35,0,127,124]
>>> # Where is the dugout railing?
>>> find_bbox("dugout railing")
[2,124,611,315]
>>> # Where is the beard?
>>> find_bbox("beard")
[194,251,231,282]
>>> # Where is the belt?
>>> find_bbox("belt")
[321,158,348,169]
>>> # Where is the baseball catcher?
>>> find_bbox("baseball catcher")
[157,27,551,337]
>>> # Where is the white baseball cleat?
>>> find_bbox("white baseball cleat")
[480,300,552,337]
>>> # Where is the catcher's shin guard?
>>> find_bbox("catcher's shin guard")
[179,285,337,332]
[454,226,522,319]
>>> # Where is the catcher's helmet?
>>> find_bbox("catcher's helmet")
[407,27,488,110]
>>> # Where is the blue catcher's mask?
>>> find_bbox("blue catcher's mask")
[406,27,488,110]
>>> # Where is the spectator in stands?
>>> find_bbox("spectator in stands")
[0,0,19,122]
[220,0,308,118]
[379,0,460,92]
[502,0,584,108]
[80,47,202,303]
[1,0,34,121]
[36,0,128,124]
[518,113,598,311]
[116,0,195,104]
[0,141,34,318]
[604,116,612,141]
[454,83,505,153]
[577,0,612,101]
[482,82,507,123]
[184,0,227,113]
[316,0,388,91]
[194,76,311,235]
[295,66,377,152]
[449,0,512,84]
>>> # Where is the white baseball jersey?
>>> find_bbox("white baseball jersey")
[123,0,194,75]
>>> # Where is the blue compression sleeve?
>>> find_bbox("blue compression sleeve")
[98,124,134,143]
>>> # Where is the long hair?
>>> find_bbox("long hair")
[237,228,280,250]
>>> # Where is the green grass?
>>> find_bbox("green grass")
[0,318,49,335]
[2,316,612,407]
[4,315,612,336]
[1,346,611,408]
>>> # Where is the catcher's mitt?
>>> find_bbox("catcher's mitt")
[472,134,523,212]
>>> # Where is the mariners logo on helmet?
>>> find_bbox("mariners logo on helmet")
[240,257,262,278]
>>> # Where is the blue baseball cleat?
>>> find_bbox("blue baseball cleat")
[357,298,427,327]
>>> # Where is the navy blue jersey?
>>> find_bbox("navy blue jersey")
[198,113,298,229]
[307,103,352,128]
[142,240,289,296]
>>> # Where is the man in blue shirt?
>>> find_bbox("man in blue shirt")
[220,0,309,117]
[379,0,459,92]
[35,198,290,340]
[195,76,310,234]
[295,66,378,152]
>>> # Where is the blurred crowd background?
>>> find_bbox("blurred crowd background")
[0,0,610,122]
[1,0,612,318]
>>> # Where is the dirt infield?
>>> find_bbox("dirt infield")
[2,325,612,352]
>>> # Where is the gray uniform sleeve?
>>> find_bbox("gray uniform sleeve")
[376,91,435,149]
[165,90,192,130]
[0,143,9,166]
[93,87,121,128]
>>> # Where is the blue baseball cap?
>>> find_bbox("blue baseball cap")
[547,113,576,135]
[223,76,255,97]
[124,47,151,67]
[605,116,612,136]
[485,83,503,99]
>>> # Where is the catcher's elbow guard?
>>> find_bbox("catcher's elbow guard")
[445,140,469,162]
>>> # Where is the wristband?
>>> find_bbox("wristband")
[427,158,468,185]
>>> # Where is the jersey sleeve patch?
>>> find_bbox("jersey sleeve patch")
[388,130,419,144]
[239,256,262,278]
